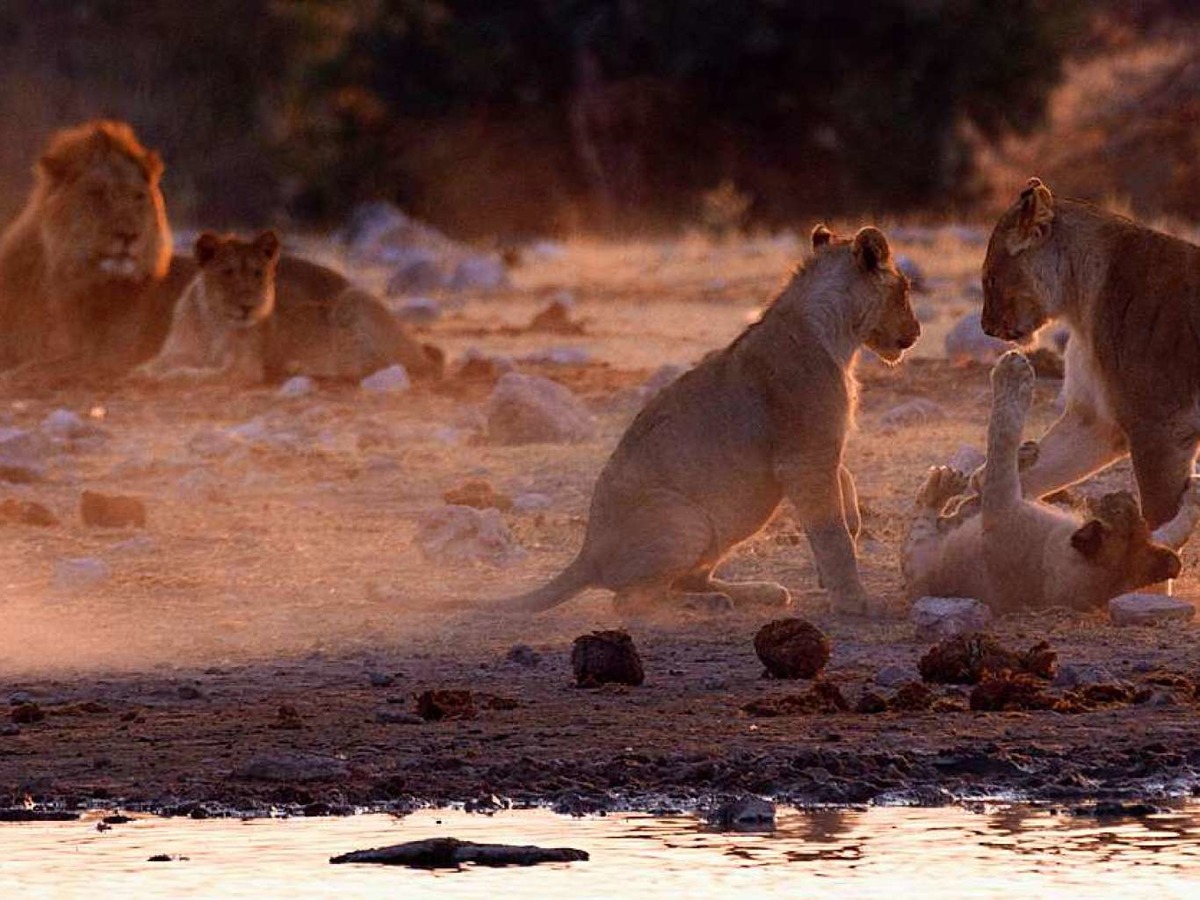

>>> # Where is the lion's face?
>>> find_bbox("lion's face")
[981,178,1057,343]
[195,231,280,329]
[1070,491,1181,602]
[808,225,920,363]
[35,121,170,291]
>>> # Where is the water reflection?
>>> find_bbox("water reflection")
[2,803,1199,897]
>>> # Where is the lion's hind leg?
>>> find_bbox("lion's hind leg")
[599,490,729,615]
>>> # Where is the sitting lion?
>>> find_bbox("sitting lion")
[499,224,920,615]
[903,352,1196,612]
[136,229,440,385]
[0,119,441,387]
[133,231,282,384]
[981,177,1200,530]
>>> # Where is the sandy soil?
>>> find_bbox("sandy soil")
[2,228,1199,816]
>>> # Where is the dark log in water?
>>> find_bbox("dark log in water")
[330,837,589,868]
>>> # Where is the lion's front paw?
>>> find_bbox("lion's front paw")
[991,350,1035,409]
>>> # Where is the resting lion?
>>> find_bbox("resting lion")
[500,224,920,615]
[0,119,441,387]
[133,231,282,384]
[903,352,1195,612]
[981,177,1200,529]
[135,229,439,385]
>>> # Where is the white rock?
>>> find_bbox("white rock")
[360,365,412,394]
[53,557,110,590]
[174,468,227,502]
[486,373,595,445]
[944,311,1012,365]
[1052,663,1116,688]
[512,492,553,513]
[41,409,98,440]
[386,254,445,295]
[874,665,915,688]
[392,296,441,324]
[880,398,946,430]
[447,255,509,292]
[895,254,926,292]
[0,426,47,482]
[911,596,992,641]
[187,427,239,458]
[521,346,591,366]
[1109,593,1196,627]
[415,505,524,567]
[278,376,316,399]
[525,240,567,262]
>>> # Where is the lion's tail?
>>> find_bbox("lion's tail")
[496,556,594,613]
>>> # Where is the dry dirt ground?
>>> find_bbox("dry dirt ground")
[1,228,1199,817]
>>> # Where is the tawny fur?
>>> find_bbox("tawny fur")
[500,224,920,616]
[903,351,1195,612]
[133,231,281,385]
[982,177,1200,529]
[0,119,442,388]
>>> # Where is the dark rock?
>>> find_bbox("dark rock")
[367,671,395,687]
[919,634,1056,685]
[0,498,58,526]
[742,681,848,716]
[571,630,644,687]
[330,837,587,868]
[415,689,477,721]
[176,684,205,701]
[11,702,44,724]
[442,480,512,511]
[753,618,830,680]
[0,808,78,821]
[709,795,776,831]
[235,753,350,783]
[505,644,542,668]
[528,299,585,335]
[80,491,146,528]
[376,709,423,725]
[969,672,1056,711]
[889,682,935,712]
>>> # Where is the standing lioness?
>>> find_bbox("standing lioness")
[982,178,1200,529]
[500,225,919,615]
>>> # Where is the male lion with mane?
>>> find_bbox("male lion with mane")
[499,225,920,616]
[0,119,442,387]
[0,120,187,380]
[982,178,1200,530]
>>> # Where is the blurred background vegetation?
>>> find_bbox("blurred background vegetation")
[0,0,1195,238]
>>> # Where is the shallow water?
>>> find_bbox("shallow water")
[4,804,1200,898]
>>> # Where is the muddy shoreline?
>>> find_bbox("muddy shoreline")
[4,609,1200,819]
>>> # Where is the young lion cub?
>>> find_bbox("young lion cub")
[134,230,280,384]
[500,224,920,615]
[903,351,1198,612]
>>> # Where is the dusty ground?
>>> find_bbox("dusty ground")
[2,228,1199,816]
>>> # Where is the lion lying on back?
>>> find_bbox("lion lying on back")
[903,351,1199,612]
[135,229,440,385]
[0,119,441,387]
[499,224,920,616]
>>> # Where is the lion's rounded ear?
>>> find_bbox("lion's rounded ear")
[1008,177,1055,253]
[1069,519,1108,558]
[254,230,281,260]
[194,231,222,266]
[811,224,834,249]
[852,226,890,272]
